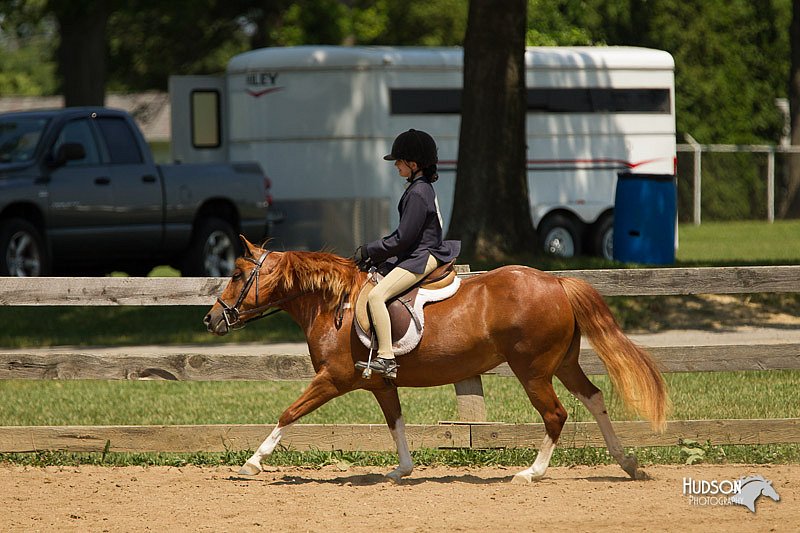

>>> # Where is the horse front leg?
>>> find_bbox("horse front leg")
[372,387,413,482]
[240,372,342,475]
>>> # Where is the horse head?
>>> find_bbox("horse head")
[760,479,781,502]
[732,475,781,512]
[204,235,281,336]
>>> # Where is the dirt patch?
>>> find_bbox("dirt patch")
[1,463,795,532]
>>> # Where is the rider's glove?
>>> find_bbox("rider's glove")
[353,245,372,271]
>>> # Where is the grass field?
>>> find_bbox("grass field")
[1,219,799,467]
[2,371,799,427]
[676,220,800,264]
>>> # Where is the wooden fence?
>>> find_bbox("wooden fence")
[1,265,799,454]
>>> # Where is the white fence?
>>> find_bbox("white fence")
[676,142,800,224]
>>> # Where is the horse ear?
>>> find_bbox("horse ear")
[239,235,259,258]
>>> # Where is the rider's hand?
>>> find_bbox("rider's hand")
[353,246,372,271]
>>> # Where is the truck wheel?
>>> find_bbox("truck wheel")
[592,214,614,260]
[0,218,49,277]
[538,214,581,258]
[182,217,240,277]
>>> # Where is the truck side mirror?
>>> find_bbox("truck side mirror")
[49,142,86,167]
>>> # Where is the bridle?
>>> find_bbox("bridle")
[216,251,299,329]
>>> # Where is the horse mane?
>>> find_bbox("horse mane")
[262,250,363,311]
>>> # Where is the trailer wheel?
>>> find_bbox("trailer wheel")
[0,218,49,277]
[538,214,581,258]
[592,214,614,260]
[182,217,240,277]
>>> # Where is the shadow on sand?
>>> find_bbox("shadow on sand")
[228,470,640,486]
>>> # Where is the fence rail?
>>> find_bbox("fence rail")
[1,265,798,305]
[1,266,798,453]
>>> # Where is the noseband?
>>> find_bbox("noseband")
[217,251,270,329]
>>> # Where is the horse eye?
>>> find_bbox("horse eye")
[232,270,243,280]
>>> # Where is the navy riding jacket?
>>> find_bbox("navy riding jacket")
[365,176,460,274]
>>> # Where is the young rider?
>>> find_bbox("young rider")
[354,129,461,379]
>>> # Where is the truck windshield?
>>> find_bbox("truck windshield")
[0,117,50,163]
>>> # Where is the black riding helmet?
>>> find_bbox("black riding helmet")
[383,129,438,169]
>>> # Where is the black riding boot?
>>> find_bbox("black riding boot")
[356,356,399,379]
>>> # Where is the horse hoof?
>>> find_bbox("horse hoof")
[386,468,412,483]
[238,461,262,476]
[512,467,546,484]
[621,455,639,479]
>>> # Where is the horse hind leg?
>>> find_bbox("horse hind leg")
[555,342,641,479]
[372,387,413,482]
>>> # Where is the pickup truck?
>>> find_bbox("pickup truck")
[0,107,271,277]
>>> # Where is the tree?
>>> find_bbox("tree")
[447,0,535,261]
[49,0,111,106]
[782,0,800,217]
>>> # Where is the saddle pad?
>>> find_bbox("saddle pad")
[354,276,461,355]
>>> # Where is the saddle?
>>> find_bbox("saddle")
[354,261,460,355]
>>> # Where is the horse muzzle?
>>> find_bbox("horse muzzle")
[203,309,230,336]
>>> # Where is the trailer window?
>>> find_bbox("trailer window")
[191,90,221,148]
[390,88,671,115]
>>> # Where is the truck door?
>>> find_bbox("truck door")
[168,75,227,163]
[94,115,163,257]
[46,117,117,260]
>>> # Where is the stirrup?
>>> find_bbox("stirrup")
[355,357,398,379]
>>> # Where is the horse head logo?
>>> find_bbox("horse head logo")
[729,475,780,513]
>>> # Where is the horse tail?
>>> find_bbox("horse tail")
[557,276,669,432]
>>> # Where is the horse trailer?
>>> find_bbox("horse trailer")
[170,45,676,258]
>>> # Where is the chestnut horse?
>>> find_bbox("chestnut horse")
[204,237,669,483]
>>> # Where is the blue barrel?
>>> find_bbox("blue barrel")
[613,173,677,264]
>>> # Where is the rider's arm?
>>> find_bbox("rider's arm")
[364,190,429,265]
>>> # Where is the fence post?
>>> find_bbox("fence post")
[685,134,702,225]
[454,376,487,422]
[767,147,775,223]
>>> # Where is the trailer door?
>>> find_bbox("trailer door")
[168,75,227,163]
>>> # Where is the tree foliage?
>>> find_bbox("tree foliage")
[2,0,799,219]
[0,0,57,95]
[1,0,793,143]
[105,0,256,91]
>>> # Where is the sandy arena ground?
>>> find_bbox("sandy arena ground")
[0,463,796,532]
